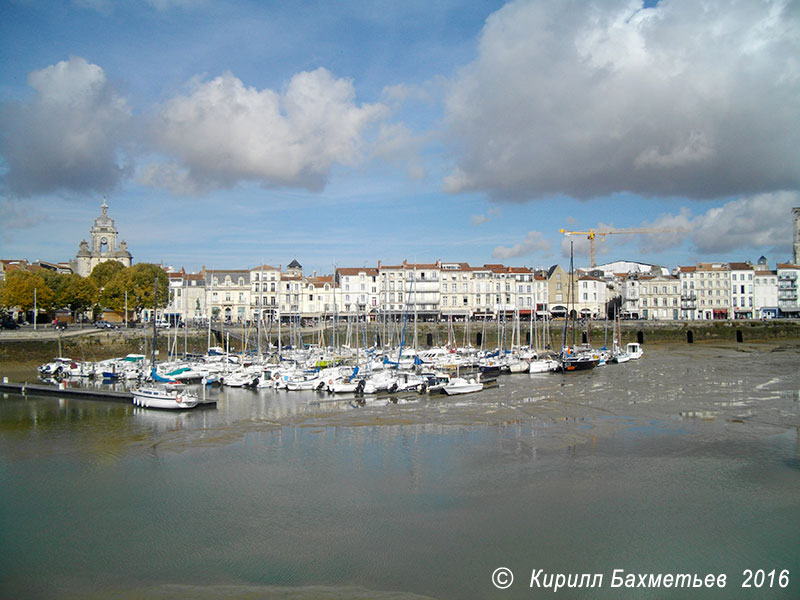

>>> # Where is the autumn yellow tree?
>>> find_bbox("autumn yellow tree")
[0,270,54,321]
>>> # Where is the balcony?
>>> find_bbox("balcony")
[680,292,697,301]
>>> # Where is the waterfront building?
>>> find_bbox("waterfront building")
[301,274,336,320]
[73,200,132,277]
[546,264,582,318]
[638,273,681,320]
[249,265,281,322]
[694,263,731,320]
[729,262,755,320]
[335,267,379,317]
[576,273,609,319]
[376,261,406,319]
[403,261,441,321]
[439,262,475,319]
[165,269,207,325]
[280,270,304,320]
[470,264,494,319]
[777,263,800,317]
[753,257,779,319]
[204,268,251,324]
[678,266,699,320]
[533,272,550,317]
[619,274,642,319]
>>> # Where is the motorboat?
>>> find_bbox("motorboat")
[131,384,200,409]
[625,342,643,359]
[443,376,484,395]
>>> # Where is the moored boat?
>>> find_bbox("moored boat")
[131,384,200,409]
[443,376,484,395]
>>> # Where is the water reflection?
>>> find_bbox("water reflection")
[2,345,800,600]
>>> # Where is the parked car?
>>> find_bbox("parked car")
[94,320,117,329]
[0,321,20,330]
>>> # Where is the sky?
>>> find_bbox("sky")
[1,0,798,275]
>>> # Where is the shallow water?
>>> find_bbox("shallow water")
[1,343,799,599]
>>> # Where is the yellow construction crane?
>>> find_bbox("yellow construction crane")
[559,227,687,268]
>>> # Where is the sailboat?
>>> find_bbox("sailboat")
[131,276,203,409]
[559,242,596,372]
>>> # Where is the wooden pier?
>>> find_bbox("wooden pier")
[0,380,132,403]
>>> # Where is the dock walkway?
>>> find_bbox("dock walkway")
[0,380,132,403]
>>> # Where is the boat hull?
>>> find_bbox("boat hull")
[131,386,199,409]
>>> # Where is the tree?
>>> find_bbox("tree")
[0,270,54,315]
[100,263,167,320]
[90,260,126,288]
[59,274,99,318]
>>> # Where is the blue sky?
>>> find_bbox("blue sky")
[1,0,798,275]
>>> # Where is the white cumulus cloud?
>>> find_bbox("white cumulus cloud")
[493,230,551,259]
[149,68,388,192]
[689,191,798,256]
[443,0,800,200]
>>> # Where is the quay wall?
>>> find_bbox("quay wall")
[1,320,799,364]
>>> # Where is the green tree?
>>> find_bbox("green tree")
[100,264,167,320]
[58,274,99,318]
[90,260,126,288]
[0,270,54,316]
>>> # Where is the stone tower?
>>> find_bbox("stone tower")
[793,207,800,265]
[74,200,132,277]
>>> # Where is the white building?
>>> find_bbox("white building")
[728,262,755,320]
[753,259,779,319]
[165,270,207,325]
[249,264,281,322]
[777,263,800,317]
[638,274,681,320]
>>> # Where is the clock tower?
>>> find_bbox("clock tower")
[74,200,132,277]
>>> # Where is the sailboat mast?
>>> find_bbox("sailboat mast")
[152,276,158,371]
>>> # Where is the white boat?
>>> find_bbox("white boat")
[528,358,560,373]
[443,376,483,395]
[613,352,632,363]
[507,359,530,373]
[625,342,643,359]
[131,384,200,409]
